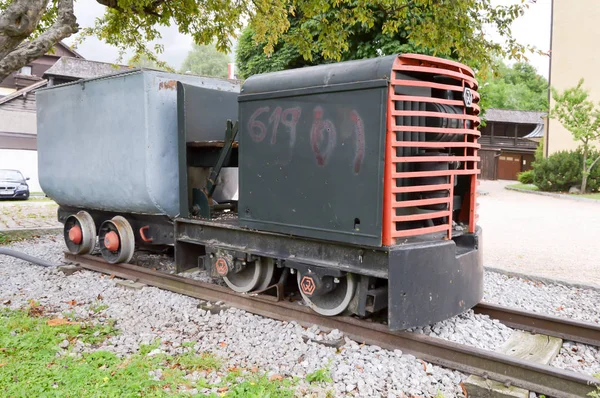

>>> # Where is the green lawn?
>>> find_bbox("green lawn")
[581,192,600,200]
[507,184,600,200]
[0,307,331,397]
[506,183,539,191]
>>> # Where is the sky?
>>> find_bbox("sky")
[64,0,553,77]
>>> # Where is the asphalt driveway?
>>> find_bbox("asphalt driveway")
[478,180,600,285]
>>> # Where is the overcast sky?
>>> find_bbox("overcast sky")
[64,0,552,77]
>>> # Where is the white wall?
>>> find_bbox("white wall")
[0,149,41,192]
[0,109,37,134]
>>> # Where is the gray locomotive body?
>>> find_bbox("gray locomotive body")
[37,54,483,330]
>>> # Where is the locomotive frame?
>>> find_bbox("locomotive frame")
[39,53,483,331]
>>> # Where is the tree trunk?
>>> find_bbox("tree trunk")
[0,0,78,82]
[582,146,589,194]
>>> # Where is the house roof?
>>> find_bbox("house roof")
[53,42,84,59]
[523,123,544,139]
[484,109,547,124]
[43,57,131,80]
[0,79,48,106]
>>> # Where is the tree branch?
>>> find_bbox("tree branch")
[590,154,600,173]
[96,0,166,18]
[0,0,49,60]
[0,0,79,82]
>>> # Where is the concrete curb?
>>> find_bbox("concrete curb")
[505,186,600,204]
[485,266,600,293]
[0,227,62,241]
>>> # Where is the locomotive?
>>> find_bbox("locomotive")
[36,53,483,330]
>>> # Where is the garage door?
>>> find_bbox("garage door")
[497,154,522,180]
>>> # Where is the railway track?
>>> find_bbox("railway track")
[64,252,600,398]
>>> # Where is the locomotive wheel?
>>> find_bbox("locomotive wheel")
[223,257,275,293]
[63,211,97,254]
[98,216,135,264]
[297,273,356,316]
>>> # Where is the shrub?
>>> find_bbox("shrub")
[517,170,534,184]
[532,149,600,192]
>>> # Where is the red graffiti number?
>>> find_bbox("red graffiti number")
[310,107,337,166]
[248,106,270,142]
[350,110,365,173]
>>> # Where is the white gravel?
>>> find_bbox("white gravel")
[0,236,466,397]
[1,235,600,397]
[484,271,600,376]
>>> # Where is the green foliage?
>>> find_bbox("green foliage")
[588,374,600,397]
[0,308,315,397]
[1,0,538,80]
[306,365,333,383]
[227,374,296,398]
[127,53,168,70]
[235,0,537,79]
[179,44,230,78]
[517,169,534,184]
[479,61,548,113]
[532,150,600,192]
[89,301,109,314]
[551,79,600,146]
[506,183,539,192]
[550,79,600,193]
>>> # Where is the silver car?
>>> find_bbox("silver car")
[0,169,30,200]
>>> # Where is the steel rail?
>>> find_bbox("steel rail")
[64,253,599,398]
[475,302,600,347]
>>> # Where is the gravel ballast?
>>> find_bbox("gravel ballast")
[1,235,599,396]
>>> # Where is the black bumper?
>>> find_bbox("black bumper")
[0,191,29,199]
[387,227,483,330]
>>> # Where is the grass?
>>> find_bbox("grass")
[506,183,539,191]
[589,374,600,397]
[0,307,318,397]
[507,183,600,200]
[306,365,332,384]
[581,192,600,200]
[0,232,24,245]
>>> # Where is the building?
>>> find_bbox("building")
[546,0,600,155]
[479,109,545,180]
[0,42,82,97]
[0,57,131,192]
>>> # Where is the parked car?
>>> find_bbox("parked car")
[0,169,30,200]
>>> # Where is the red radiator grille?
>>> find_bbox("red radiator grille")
[382,54,481,246]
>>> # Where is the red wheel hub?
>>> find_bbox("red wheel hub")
[68,225,82,244]
[104,231,120,251]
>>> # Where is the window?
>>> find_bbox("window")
[19,66,32,76]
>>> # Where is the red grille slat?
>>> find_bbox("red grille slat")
[381,54,480,246]
[393,156,480,163]
[398,54,476,76]
[392,184,452,193]
[393,197,451,208]
[390,95,481,113]
[392,141,480,148]
[390,125,481,136]
[392,169,480,178]
[390,110,480,122]
[392,224,451,238]
[392,65,477,88]
[391,79,469,93]
[393,211,451,222]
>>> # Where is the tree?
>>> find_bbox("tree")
[1,0,535,84]
[237,13,427,79]
[478,61,548,113]
[550,79,600,193]
[128,53,166,69]
[179,44,230,78]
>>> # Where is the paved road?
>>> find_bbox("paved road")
[478,180,600,286]
[0,200,60,230]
